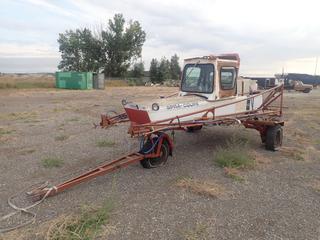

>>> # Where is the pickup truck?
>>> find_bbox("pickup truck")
[291,80,313,93]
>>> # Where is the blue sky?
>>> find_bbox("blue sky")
[1,0,320,75]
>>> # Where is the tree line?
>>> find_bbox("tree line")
[57,13,181,83]
[149,55,181,83]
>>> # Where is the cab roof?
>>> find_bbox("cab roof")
[184,53,240,66]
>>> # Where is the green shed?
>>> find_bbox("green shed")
[55,72,93,90]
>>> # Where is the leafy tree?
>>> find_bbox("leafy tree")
[149,58,159,83]
[131,62,145,78]
[158,57,171,82]
[101,14,146,77]
[170,54,181,80]
[57,14,146,76]
[58,28,102,72]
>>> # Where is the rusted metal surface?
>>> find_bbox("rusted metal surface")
[98,112,129,128]
[28,152,144,201]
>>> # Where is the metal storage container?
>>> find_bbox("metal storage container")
[93,73,105,89]
[55,72,93,90]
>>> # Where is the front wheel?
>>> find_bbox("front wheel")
[265,125,283,151]
[140,140,169,169]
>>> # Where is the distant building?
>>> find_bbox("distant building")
[242,76,278,89]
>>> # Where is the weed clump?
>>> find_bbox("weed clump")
[214,136,255,169]
[176,177,225,198]
[46,200,114,240]
[42,157,64,168]
[96,140,115,148]
[213,135,254,182]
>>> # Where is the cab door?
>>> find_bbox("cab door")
[219,66,237,98]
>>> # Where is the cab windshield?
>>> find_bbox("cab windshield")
[181,64,214,93]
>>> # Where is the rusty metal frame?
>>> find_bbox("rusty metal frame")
[28,133,173,201]
[98,112,129,128]
[129,84,284,137]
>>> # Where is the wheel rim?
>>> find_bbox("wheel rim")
[149,143,168,167]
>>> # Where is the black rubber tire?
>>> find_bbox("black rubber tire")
[186,125,203,132]
[265,125,283,151]
[303,88,311,93]
[140,140,169,169]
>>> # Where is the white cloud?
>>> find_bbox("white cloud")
[2,0,320,73]
[0,43,59,58]
[25,0,76,17]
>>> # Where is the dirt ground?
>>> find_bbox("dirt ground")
[0,86,320,239]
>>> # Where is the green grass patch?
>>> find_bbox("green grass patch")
[46,200,114,240]
[96,140,115,148]
[214,136,255,169]
[0,128,15,135]
[55,134,69,141]
[42,157,64,168]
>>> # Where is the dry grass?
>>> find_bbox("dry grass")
[96,140,115,148]
[67,117,80,122]
[280,146,305,161]
[19,148,36,155]
[0,201,114,240]
[0,127,15,144]
[45,200,114,240]
[0,74,55,89]
[105,80,129,87]
[254,151,272,165]
[291,129,312,145]
[0,127,15,136]
[223,167,245,182]
[308,179,320,193]
[176,177,225,198]
[0,112,37,121]
[54,134,69,141]
[53,107,71,113]
[179,223,208,240]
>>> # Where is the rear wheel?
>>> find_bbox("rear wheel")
[140,138,169,169]
[303,88,311,93]
[265,125,283,151]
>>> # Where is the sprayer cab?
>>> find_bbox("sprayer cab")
[179,54,240,100]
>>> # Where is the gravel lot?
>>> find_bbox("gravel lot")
[0,87,320,240]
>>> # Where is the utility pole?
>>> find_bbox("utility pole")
[315,57,318,76]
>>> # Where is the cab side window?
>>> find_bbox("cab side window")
[220,67,236,90]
